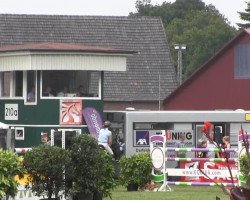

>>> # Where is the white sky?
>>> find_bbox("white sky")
[0,0,247,28]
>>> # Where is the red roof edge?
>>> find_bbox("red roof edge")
[163,28,250,107]
[0,42,137,54]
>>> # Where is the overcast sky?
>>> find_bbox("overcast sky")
[0,0,247,28]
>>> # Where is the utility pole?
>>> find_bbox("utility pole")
[174,44,186,85]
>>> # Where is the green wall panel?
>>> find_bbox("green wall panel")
[0,99,103,147]
[0,99,103,125]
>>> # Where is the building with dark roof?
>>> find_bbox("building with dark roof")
[163,28,250,110]
[0,14,177,110]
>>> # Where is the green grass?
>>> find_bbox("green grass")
[104,185,230,200]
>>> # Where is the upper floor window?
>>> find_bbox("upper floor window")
[14,71,23,97]
[41,70,100,98]
[235,44,250,79]
[0,71,23,98]
[26,71,37,103]
[0,72,11,97]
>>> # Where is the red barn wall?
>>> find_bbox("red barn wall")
[164,34,250,110]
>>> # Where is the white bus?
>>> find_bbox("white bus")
[104,110,250,156]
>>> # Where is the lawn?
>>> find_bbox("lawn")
[104,185,230,200]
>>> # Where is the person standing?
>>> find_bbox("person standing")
[98,121,114,155]
[219,136,231,158]
[197,140,208,158]
[207,133,217,158]
[202,122,218,158]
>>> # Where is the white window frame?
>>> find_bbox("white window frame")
[51,129,81,149]
[0,71,23,100]
[40,71,101,100]
[24,71,37,105]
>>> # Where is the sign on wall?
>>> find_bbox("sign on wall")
[59,100,82,125]
[5,104,18,120]
[133,130,194,147]
[15,127,24,140]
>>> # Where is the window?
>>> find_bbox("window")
[13,71,23,97]
[41,70,100,98]
[0,71,23,98]
[26,71,37,103]
[0,72,11,97]
[235,44,250,79]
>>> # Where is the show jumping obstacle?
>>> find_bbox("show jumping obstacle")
[150,130,250,192]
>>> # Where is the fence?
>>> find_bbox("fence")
[150,132,250,191]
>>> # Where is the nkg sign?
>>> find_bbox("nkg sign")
[166,130,194,147]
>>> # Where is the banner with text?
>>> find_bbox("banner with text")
[83,107,103,139]
[180,161,238,183]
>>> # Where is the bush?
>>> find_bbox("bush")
[119,152,152,189]
[0,149,24,198]
[23,144,71,200]
[239,153,250,189]
[68,134,115,198]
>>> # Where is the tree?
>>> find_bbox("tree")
[131,0,206,26]
[130,0,237,80]
[166,10,236,78]
[238,2,250,28]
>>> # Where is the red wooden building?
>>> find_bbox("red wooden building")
[163,28,250,110]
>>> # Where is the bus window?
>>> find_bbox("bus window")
[196,123,226,147]
[214,124,226,145]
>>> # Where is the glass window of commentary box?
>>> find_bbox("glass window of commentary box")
[41,70,100,98]
[0,71,23,98]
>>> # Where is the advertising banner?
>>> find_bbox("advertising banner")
[180,161,238,183]
[83,107,103,139]
[133,129,194,156]
[133,130,194,147]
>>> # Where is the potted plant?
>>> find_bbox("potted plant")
[239,152,250,197]
[23,144,71,200]
[67,134,115,200]
[0,149,24,199]
[119,152,152,191]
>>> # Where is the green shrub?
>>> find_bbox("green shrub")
[23,144,71,200]
[119,152,152,189]
[68,134,115,198]
[239,153,250,189]
[0,149,24,198]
